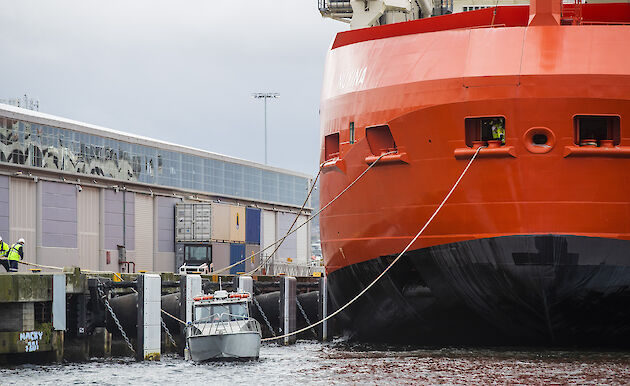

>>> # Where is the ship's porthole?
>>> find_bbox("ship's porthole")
[532,134,548,145]
[524,127,555,154]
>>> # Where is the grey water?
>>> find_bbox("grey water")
[2,341,630,385]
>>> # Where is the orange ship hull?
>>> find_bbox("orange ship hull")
[319,4,630,344]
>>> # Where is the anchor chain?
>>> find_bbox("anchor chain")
[295,295,318,339]
[161,316,178,348]
[252,295,276,337]
[96,281,136,354]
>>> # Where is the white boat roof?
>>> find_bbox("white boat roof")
[0,103,312,179]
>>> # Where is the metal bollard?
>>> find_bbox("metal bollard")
[318,276,328,341]
[238,276,253,295]
[279,276,297,345]
[137,274,161,361]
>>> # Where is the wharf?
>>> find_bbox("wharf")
[0,268,328,364]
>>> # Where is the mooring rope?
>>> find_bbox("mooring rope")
[246,150,397,276]
[212,166,322,275]
[161,308,187,326]
[260,146,484,342]
[18,260,64,271]
[212,150,394,276]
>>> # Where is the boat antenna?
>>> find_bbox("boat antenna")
[219,277,222,291]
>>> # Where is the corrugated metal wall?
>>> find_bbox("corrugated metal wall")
[135,194,154,272]
[77,186,99,270]
[9,178,36,263]
[0,176,9,239]
[276,212,297,263]
[157,197,177,252]
[124,193,135,251]
[41,181,77,248]
[262,210,276,259]
[229,206,245,243]
[296,215,308,265]
[211,242,229,272]
[104,190,135,251]
[211,203,230,241]
[245,207,261,244]
[229,243,246,274]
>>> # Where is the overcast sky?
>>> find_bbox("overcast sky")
[0,1,346,176]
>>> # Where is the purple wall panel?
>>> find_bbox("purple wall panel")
[104,190,135,250]
[41,181,77,248]
[0,176,8,241]
[157,197,177,252]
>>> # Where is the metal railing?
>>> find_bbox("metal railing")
[261,258,324,277]
[318,0,353,20]
[188,313,262,337]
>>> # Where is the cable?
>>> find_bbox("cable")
[261,146,484,342]
[247,150,397,276]
[212,167,322,275]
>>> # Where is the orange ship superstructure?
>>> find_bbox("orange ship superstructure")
[318,0,630,344]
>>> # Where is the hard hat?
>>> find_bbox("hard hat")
[0,235,2,241]
[18,238,25,244]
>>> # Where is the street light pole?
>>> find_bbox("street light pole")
[252,92,279,165]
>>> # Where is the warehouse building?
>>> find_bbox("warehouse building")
[0,103,313,274]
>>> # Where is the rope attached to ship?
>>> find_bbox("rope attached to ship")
[212,149,396,276]
[18,150,395,279]
[260,146,485,342]
[245,150,398,276]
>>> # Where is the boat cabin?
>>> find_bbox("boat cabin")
[192,290,251,323]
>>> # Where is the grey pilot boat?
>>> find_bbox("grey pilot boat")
[186,289,261,361]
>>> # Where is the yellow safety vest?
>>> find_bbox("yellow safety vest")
[7,244,22,261]
[0,241,8,258]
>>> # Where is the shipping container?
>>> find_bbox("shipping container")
[175,203,212,242]
[229,205,246,243]
[211,203,230,241]
[211,242,230,272]
[261,210,276,259]
[245,244,260,273]
[229,243,246,275]
[276,212,298,263]
[296,215,309,266]
[245,207,261,244]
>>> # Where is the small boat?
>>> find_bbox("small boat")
[186,290,262,361]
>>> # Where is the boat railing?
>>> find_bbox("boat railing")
[188,313,262,337]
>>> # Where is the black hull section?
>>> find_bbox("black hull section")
[327,235,630,347]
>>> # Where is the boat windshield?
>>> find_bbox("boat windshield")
[230,302,248,320]
[194,302,248,322]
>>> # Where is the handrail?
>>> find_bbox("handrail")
[188,315,261,336]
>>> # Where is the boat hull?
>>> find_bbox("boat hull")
[187,332,261,361]
[328,234,630,346]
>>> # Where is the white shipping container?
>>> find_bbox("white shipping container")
[296,215,308,266]
[175,203,212,241]
[261,210,276,260]
[276,212,297,264]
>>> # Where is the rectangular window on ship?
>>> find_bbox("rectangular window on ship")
[574,115,620,147]
[465,117,506,147]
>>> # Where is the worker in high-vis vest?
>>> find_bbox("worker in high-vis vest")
[0,235,10,272]
[7,238,24,273]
